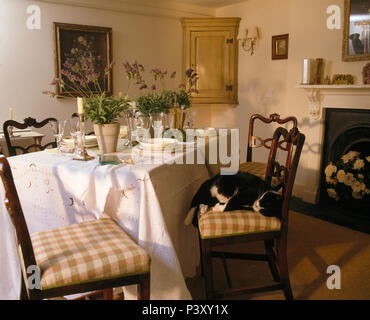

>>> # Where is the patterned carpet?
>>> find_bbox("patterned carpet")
[186,211,370,300]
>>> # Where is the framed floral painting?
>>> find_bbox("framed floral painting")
[272,34,289,60]
[54,23,113,97]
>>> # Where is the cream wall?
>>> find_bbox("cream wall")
[211,0,291,161]
[216,0,370,203]
[0,0,213,131]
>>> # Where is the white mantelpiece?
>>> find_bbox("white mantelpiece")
[297,84,370,120]
[295,85,370,204]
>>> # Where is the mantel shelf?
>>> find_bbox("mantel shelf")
[296,84,370,120]
[296,84,370,89]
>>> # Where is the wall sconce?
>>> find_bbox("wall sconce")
[238,27,261,55]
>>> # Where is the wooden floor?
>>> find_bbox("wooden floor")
[186,211,370,300]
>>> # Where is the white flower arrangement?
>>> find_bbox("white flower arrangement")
[325,151,370,202]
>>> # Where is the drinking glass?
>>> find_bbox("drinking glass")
[186,109,196,129]
[125,108,137,147]
[50,120,66,155]
[69,118,81,156]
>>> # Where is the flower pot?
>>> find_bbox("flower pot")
[93,122,120,153]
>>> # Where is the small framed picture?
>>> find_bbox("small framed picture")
[272,34,289,60]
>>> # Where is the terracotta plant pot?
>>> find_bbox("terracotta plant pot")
[93,122,120,153]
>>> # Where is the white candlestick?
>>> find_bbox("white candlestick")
[77,97,84,114]
[302,59,313,84]
[9,108,13,120]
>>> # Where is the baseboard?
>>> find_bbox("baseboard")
[292,184,318,204]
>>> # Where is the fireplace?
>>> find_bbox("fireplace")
[318,108,370,232]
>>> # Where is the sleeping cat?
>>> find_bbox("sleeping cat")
[185,171,283,228]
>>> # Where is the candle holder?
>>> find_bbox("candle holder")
[73,114,94,161]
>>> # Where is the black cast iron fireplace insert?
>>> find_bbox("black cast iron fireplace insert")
[316,108,370,233]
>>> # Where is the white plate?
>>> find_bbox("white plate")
[62,136,98,149]
[63,136,97,145]
[139,138,177,151]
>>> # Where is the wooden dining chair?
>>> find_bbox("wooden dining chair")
[3,117,58,156]
[198,126,305,300]
[240,113,298,183]
[0,155,151,300]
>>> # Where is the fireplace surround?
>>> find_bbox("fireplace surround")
[316,108,370,232]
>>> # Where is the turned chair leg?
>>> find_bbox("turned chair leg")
[198,233,204,277]
[201,239,214,300]
[137,273,150,300]
[264,240,280,282]
[103,288,113,300]
[276,239,294,300]
[20,273,29,300]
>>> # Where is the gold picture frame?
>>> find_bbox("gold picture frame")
[54,22,113,97]
[342,0,370,62]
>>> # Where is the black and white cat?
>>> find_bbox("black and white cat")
[185,171,283,228]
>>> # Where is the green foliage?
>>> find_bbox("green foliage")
[136,92,172,116]
[175,89,191,108]
[84,93,129,124]
[161,89,191,109]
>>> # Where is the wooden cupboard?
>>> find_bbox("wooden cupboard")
[181,18,241,105]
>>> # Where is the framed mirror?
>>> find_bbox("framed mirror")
[342,0,370,61]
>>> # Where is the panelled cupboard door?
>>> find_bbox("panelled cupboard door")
[181,18,240,105]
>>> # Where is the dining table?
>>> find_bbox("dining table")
[0,133,224,300]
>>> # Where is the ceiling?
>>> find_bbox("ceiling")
[172,0,248,8]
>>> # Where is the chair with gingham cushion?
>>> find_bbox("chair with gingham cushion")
[198,126,305,300]
[240,114,297,188]
[199,210,281,240]
[0,156,150,300]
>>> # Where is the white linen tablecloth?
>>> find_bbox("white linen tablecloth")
[0,145,214,299]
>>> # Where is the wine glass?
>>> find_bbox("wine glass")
[50,120,66,156]
[186,109,196,129]
[69,118,81,156]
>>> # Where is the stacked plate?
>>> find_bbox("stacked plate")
[62,135,98,149]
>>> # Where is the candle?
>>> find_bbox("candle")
[9,108,13,120]
[77,97,84,114]
[302,59,313,84]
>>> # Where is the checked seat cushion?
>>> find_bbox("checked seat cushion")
[199,210,281,239]
[239,161,267,180]
[29,218,150,290]
[239,162,284,188]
